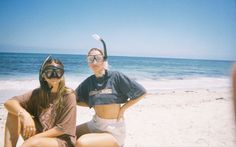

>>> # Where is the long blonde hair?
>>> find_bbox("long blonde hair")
[38,56,73,114]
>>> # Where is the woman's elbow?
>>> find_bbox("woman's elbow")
[140,92,147,98]
[4,99,17,109]
[4,99,11,108]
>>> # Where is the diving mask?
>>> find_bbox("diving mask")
[87,55,104,63]
[43,65,64,79]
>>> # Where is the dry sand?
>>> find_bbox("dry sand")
[0,87,236,147]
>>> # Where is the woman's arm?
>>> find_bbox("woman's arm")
[117,93,146,120]
[232,65,236,120]
[32,127,64,138]
[4,99,28,116]
[4,99,36,138]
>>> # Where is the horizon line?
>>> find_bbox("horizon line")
[0,51,235,62]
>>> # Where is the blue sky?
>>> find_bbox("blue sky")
[0,0,235,60]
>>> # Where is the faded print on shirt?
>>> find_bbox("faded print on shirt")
[39,103,57,131]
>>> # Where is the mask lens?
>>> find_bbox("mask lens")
[44,68,64,79]
[55,69,64,78]
[45,69,53,78]
[87,55,103,63]
[87,56,95,63]
[95,55,103,62]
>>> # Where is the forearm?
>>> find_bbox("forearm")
[33,127,64,138]
[121,93,146,111]
[4,99,28,116]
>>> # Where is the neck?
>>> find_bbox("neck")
[50,85,59,93]
[94,69,105,78]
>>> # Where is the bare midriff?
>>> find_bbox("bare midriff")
[94,103,121,119]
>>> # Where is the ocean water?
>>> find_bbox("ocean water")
[0,52,234,102]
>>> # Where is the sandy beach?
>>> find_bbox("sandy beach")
[1,0,235,146]
[0,78,236,147]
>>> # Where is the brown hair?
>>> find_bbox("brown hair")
[88,48,104,56]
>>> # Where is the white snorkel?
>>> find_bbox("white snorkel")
[92,34,108,61]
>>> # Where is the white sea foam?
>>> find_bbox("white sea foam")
[0,76,231,103]
[137,76,231,93]
[0,76,84,102]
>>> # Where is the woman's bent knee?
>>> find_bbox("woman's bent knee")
[76,135,90,147]
[22,138,45,147]
[76,134,119,147]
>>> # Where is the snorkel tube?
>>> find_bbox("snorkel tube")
[92,34,108,61]
[39,55,52,92]
[39,55,52,76]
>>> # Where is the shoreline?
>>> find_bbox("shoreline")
[0,76,231,103]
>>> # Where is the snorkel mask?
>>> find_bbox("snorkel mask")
[39,55,64,91]
[43,64,64,79]
[87,54,104,63]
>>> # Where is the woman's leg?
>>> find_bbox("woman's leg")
[20,137,59,147]
[233,66,236,120]
[76,123,91,138]
[76,133,119,147]
[4,113,21,147]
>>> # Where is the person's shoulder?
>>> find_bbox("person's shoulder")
[107,71,130,82]
[32,88,40,94]
[108,70,125,77]
[233,64,236,76]
[11,88,40,101]
[81,74,95,84]
[24,88,40,97]
[63,87,75,97]
[63,89,77,105]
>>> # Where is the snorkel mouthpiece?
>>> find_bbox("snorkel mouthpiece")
[92,34,108,60]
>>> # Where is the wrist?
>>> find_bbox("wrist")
[17,111,23,117]
[17,110,31,119]
[120,106,127,112]
[17,111,26,123]
[17,110,26,118]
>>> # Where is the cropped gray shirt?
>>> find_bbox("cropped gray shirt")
[76,70,146,108]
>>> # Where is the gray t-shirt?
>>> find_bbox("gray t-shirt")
[76,70,146,108]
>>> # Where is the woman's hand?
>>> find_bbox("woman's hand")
[19,111,36,139]
[117,107,125,121]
